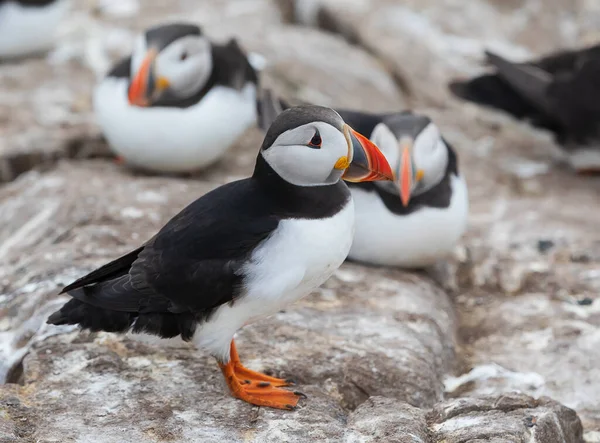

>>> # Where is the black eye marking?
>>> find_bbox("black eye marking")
[180,51,188,61]
[308,130,322,149]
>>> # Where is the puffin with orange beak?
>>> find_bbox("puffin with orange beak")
[257,92,469,269]
[345,111,469,268]
[47,104,393,410]
[93,22,258,173]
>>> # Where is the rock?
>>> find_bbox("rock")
[0,0,594,441]
[0,163,455,441]
[0,383,583,442]
[281,0,599,105]
[346,397,430,442]
[430,393,584,443]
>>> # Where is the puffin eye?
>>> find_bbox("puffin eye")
[180,51,188,61]
[308,131,322,149]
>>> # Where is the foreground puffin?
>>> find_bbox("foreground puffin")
[47,105,393,410]
[94,22,258,173]
[449,46,600,172]
[0,0,70,58]
[258,91,469,268]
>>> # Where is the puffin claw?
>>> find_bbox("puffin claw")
[293,391,307,399]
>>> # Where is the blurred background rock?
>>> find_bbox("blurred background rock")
[0,0,598,441]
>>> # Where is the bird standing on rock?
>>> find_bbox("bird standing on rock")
[449,46,600,173]
[0,0,70,58]
[258,91,469,268]
[47,105,394,410]
[94,22,258,173]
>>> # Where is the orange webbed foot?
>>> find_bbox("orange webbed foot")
[219,340,304,410]
[113,155,126,165]
[233,364,294,388]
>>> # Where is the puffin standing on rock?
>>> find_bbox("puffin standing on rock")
[258,92,469,268]
[47,105,394,410]
[449,46,600,173]
[0,0,70,58]
[94,22,258,173]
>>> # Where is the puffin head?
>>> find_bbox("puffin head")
[128,23,212,107]
[370,113,450,206]
[258,105,394,187]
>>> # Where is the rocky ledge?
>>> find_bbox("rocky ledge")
[1,0,599,442]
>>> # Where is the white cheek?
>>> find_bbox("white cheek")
[156,47,212,97]
[130,36,147,74]
[263,146,337,186]
[414,140,448,191]
[370,123,399,167]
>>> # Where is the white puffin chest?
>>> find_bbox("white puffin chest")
[93,78,257,173]
[0,0,69,58]
[193,199,355,361]
[242,198,355,311]
[349,175,469,267]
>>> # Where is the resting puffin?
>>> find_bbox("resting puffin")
[0,0,70,58]
[47,105,393,410]
[94,22,258,173]
[258,90,469,268]
[449,46,600,173]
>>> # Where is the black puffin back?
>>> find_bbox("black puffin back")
[549,58,600,143]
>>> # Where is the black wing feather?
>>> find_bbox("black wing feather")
[449,44,600,140]
[60,246,144,294]
[49,179,280,339]
[107,56,132,79]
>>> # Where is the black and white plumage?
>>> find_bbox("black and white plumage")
[0,0,70,58]
[257,91,469,268]
[48,104,393,410]
[94,22,258,173]
[449,46,600,172]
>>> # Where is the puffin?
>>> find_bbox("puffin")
[0,0,70,58]
[47,105,394,410]
[258,90,469,268]
[93,22,258,173]
[449,46,600,173]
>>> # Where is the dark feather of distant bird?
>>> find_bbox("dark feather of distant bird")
[449,45,600,158]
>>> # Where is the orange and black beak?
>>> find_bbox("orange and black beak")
[339,124,394,182]
[128,49,170,107]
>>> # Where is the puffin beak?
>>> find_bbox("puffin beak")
[399,140,413,206]
[340,125,394,182]
[128,49,170,107]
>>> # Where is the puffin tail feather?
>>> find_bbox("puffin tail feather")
[47,294,197,341]
[47,296,135,333]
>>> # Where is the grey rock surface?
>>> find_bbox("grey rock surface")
[0,0,596,442]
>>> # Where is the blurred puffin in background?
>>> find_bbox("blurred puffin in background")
[0,0,70,58]
[94,22,258,173]
[258,90,469,268]
[450,45,600,173]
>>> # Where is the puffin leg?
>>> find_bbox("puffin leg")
[229,340,293,387]
[218,340,305,410]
